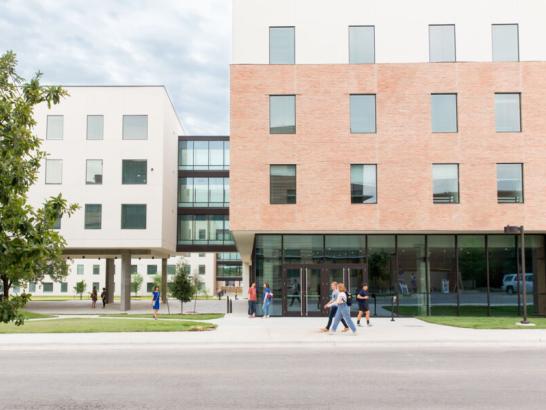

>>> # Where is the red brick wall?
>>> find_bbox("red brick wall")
[230,63,546,234]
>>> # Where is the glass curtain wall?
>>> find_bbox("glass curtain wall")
[428,235,457,315]
[368,235,396,315]
[255,235,283,316]
[397,236,427,315]
[458,235,488,315]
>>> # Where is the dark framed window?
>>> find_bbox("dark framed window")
[496,163,523,203]
[198,265,206,275]
[178,177,229,208]
[147,264,157,275]
[84,204,102,229]
[270,165,296,204]
[350,164,377,204]
[492,24,519,62]
[130,265,138,274]
[167,265,176,275]
[121,204,147,229]
[350,94,376,133]
[122,160,147,184]
[42,282,54,292]
[178,140,230,171]
[495,93,521,132]
[431,94,457,133]
[269,26,295,64]
[177,215,234,245]
[270,95,296,134]
[349,26,375,64]
[429,24,456,62]
[432,164,459,204]
[60,282,68,293]
[147,283,155,292]
[92,264,100,275]
[122,115,148,140]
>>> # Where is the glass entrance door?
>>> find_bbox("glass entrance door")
[324,264,367,315]
[282,265,330,316]
[283,266,303,316]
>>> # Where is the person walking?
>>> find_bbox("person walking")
[152,286,160,320]
[90,287,98,309]
[100,287,107,308]
[262,282,273,318]
[356,283,371,327]
[321,281,349,333]
[329,283,357,335]
[248,282,257,318]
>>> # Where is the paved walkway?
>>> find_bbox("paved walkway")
[2,300,546,350]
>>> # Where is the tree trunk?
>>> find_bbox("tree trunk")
[180,300,184,313]
[1,275,10,299]
[193,291,197,312]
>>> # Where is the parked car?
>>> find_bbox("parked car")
[501,273,534,294]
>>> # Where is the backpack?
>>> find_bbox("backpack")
[346,291,353,306]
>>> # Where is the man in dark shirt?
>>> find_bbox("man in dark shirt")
[356,283,371,327]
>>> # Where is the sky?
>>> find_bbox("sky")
[0,0,232,135]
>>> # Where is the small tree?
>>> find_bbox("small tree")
[170,265,194,313]
[192,275,204,312]
[73,280,86,300]
[131,274,143,296]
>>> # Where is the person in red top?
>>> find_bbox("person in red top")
[247,282,257,318]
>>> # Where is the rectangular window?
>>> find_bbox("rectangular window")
[77,264,84,275]
[179,140,194,170]
[147,264,158,275]
[85,204,102,229]
[178,140,229,171]
[198,265,206,275]
[122,160,147,184]
[53,215,61,230]
[495,93,521,132]
[199,253,206,257]
[431,94,457,133]
[45,159,62,184]
[349,26,375,64]
[46,115,63,140]
[87,115,104,140]
[209,141,224,170]
[42,282,53,292]
[61,282,68,293]
[29,282,36,293]
[269,26,295,64]
[130,264,138,274]
[122,115,148,140]
[350,164,377,204]
[429,24,456,62]
[178,177,229,208]
[270,95,296,134]
[92,264,100,275]
[167,265,176,275]
[497,163,523,203]
[177,215,234,246]
[270,165,296,204]
[86,159,103,184]
[92,282,100,291]
[432,164,459,204]
[492,24,519,62]
[146,283,155,292]
[121,204,147,229]
[350,94,376,133]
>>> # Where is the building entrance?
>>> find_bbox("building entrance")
[281,264,367,317]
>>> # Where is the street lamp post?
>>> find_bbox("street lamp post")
[504,225,529,324]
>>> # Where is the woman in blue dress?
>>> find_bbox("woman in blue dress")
[152,286,160,320]
[262,282,273,318]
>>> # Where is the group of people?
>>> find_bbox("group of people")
[89,285,162,320]
[247,280,372,333]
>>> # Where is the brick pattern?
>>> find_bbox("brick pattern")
[230,63,546,234]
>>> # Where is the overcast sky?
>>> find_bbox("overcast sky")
[0,0,231,135]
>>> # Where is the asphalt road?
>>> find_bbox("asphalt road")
[1,346,545,410]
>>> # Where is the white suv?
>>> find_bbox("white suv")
[501,273,534,294]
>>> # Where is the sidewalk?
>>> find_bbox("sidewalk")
[1,310,545,351]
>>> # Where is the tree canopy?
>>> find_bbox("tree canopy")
[0,51,77,325]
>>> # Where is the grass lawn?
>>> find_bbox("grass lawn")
[22,310,54,319]
[99,313,224,320]
[386,305,536,317]
[0,318,216,334]
[418,316,546,329]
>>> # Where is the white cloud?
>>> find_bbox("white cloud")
[0,0,231,135]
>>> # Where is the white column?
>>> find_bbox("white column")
[241,262,251,299]
[120,251,131,311]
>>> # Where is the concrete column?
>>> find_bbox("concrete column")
[161,258,168,303]
[120,251,131,311]
[241,262,251,299]
[105,258,115,304]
